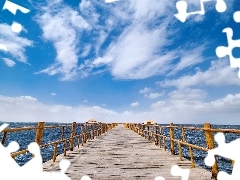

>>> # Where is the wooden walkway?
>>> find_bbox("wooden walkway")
[43,124,212,180]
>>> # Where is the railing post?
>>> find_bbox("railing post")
[181,126,186,142]
[100,123,103,135]
[204,123,218,179]
[70,122,76,151]
[147,125,150,140]
[142,124,145,137]
[91,124,94,139]
[96,123,99,136]
[84,124,87,143]
[53,143,58,162]
[169,123,175,155]
[35,122,45,145]
[159,126,162,148]
[1,132,7,145]
[154,123,159,145]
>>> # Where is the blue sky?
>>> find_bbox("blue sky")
[0,0,240,124]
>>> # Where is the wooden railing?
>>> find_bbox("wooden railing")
[1,122,118,163]
[124,123,240,179]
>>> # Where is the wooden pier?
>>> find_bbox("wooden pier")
[42,124,211,180]
[1,121,240,179]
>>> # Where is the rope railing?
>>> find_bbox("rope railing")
[124,122,240,179]
[0,122,118,162]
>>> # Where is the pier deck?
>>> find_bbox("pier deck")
[43,124,212,180]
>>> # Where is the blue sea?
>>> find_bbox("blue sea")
[0,122,239,174]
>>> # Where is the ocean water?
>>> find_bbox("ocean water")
[152,124,240,174]
[0,122,84,166]
[0,122,239,174]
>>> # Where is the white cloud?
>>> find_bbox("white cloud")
[83,100,88,103]
[128,0,173,21]
[32,0,210,81]
[149,92,240,124]
[168,46,205,75]
[79,0,209,80]
[0,24,32,64]
[168,88,206,101]
[159,58,240,89]
[35,0,90,80]
[0,93,240,124]
[131,102,139,107]
[151,101,166,110]
[92,22,177,79]
[80,44,91,58]
[139,87,151,94]
[0,95,118,123]
[51,93,57,96]
[144,92,164,99]
[2,58,16,67]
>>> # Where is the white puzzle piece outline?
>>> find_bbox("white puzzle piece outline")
[215,11,240,78]
[2,0,30,15]
[205,132,240,180]
[174,0,227,23]
[0,123,92,180]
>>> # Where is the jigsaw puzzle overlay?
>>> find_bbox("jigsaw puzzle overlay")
[174,0,240,78]
[205,132,240,180]
[0,123,92,180]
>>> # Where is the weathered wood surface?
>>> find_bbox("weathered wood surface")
[43,124,212,180]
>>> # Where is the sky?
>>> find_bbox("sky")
[0,0,240,124]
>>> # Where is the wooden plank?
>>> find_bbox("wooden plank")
[43,124,212,180]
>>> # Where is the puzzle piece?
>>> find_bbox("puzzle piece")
[154,165,190,180]
[21,142,43,175]
[204,133,240,180]
[233,11,240,23]
[215,26,240,78]
[0,124,22,179]
[175,0,227,22]
[2,0,30,15]
[0,123,94,180]
[171,165,190,180]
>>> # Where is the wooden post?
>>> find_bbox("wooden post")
[35,122,45,145]
[204,123,218,179]
[154,123,159,145]
[77,135,80,148]
[142,124,145,137]
[83,124,87,143]
[178,142,182,161]
[100,123,103,135]
[164,137,166,151]
[53,143,58,162]
[64,140,67,156]
[70,122,76,151]
[91,124,94,139]
[181,127,186,142]
[189,147,195,168]
[138,123,140,135]
[96,123,99,137]
[1,132,7,145]
[81,134,84,146]
[169,123,175,155]
[159,126,162,148]
[147,125,150,140]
